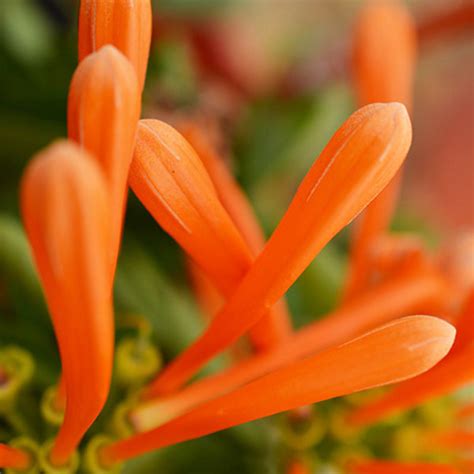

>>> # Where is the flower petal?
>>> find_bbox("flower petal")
[68,45,140,274]
[20,141,114,464]
[78,0,152,90]
[104,316,454,462]
[145,102,412,394]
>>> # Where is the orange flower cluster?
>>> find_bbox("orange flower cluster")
[1,0,471,472]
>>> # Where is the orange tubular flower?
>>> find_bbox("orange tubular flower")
[68,45,140,275]
[0,444,30,470]
[102,316,455,462]
[350,460,461,474]
[178,121,292,350]
[78,0,152,90]
[143,102,412,396]
[129,119,253,295]
[344,0,417,300]
[21,141,114,465]
[131,261,445,431]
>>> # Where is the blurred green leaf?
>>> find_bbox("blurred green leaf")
[0,0,54,65]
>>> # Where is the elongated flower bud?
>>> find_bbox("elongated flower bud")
[104,316,455,462]
[78,0,152,90]
[146,102,412,395]
[20,141,114,465]
[130,119,253,295]
[68,45,140,274]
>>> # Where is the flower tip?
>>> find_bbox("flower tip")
[386,314,456,375]
[385,101,409,119]
[367,101,411,130]
[416,314,456,353]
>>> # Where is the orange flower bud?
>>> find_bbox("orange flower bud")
[104,316,455,462]
[130,119,252,295]
[68,45,140,274]
[20,141,114,464]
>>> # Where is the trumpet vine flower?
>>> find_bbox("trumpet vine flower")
[102,316,455,462]
[20,141,114,464]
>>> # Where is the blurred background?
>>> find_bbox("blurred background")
[0,1,473,472]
